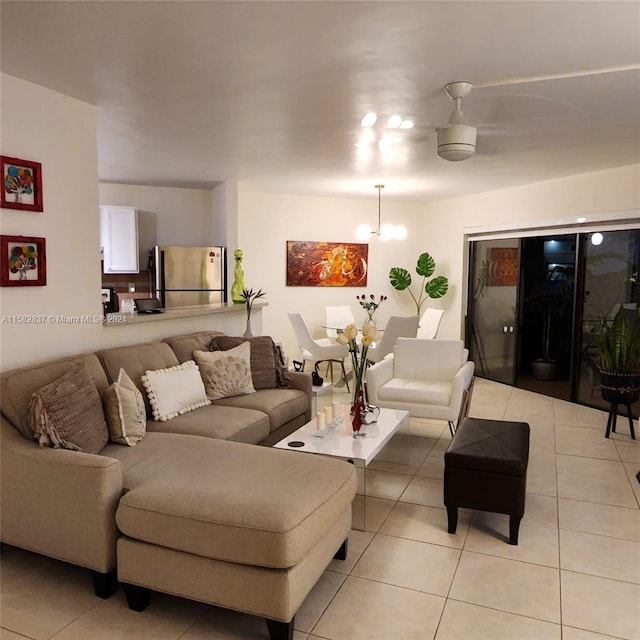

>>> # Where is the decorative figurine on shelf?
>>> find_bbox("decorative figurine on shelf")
[231,249,246,303]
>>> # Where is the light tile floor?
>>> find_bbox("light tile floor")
[2,378,639,640]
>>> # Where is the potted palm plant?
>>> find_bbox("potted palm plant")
[596,305,640,405]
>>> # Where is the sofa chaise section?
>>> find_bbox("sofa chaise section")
[108,435,356,638]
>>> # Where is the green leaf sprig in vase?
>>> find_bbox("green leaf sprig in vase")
[241,287,266,337]
[336,322,379,437]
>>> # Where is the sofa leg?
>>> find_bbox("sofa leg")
[91,569,118,599]
[446,505,458,534]
[333,538,348,561]
[123,583,151,612]
[509,515,522,545]
[448,421,456,437]
[265,617,294,640]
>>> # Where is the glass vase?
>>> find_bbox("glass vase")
[363,313,377,332]
[231,250,246,303]
[243,313,253,337]
[351,388,365,437]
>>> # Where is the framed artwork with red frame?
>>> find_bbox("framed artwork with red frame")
[0,235,47,286]
[1,155,43,212]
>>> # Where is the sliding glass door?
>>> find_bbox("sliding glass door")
[468,226,639,416]
[467,239,520,385]
[574,228,640,413]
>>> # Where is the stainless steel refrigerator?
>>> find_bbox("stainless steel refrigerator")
[152,245,226,308]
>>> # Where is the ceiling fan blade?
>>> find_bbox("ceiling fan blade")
[474,64,639,90]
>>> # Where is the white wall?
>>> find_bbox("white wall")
[422,164,640,341]
[0,77,246,370]
[213,181,239,281]
[0,74,103,368]
[237,190,427,363]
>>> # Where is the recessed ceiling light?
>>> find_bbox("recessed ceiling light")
[400,120,414,129]
[387,115,402,128]
[361,112,377,127]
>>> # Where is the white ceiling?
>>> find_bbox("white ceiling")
[1,1,639,201]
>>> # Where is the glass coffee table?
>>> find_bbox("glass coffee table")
[274,405,410,530]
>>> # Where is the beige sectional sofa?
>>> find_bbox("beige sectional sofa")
[0,330,357,640]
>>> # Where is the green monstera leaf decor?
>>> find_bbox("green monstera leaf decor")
[389,251,449,315]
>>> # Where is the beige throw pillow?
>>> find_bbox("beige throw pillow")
[29,361,109,454]
[194,341,256,400]
[208,335,293,389]
[141,360,210,421]
[103,368,146,445]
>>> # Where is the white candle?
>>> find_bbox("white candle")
[325,406,333,423]
[332,401,341,418]
[316,412,326,431]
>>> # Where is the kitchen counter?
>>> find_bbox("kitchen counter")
[104,300,266,326]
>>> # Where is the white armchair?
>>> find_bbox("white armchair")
[366,338,475,436]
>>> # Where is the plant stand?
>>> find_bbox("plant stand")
[604,402,636,440]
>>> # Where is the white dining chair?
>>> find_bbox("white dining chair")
[324,305,356,339]
[365,315,419,365]
[417,308,445,339]
[288,312,350,390]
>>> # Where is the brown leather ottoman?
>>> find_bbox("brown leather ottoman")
[444,417,530,545]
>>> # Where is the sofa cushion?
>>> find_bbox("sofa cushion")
[103,368,146,446]
[144,403,270,443]
[193,342,256,400]
[162,330,224,364]
[29,361,109,453]
[97,342,180,415]
[1,353,109,440]
[210,387,307,433]
[141,361,210,421]
[109,433,357,569]
[379,378,452,406]
[209,335,293,390]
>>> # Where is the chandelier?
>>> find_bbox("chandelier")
[356,185,407,241]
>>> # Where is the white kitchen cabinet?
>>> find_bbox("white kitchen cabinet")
[100,205,139,273]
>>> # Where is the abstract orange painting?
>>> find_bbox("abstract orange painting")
[286,241,368,287]
[489,247,519,286]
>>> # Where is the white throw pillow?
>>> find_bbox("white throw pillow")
[193,341,256,400]
[141,360,210,421]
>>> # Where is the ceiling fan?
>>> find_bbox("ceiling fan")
[436,81,477,162]
[421,66,636,161]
